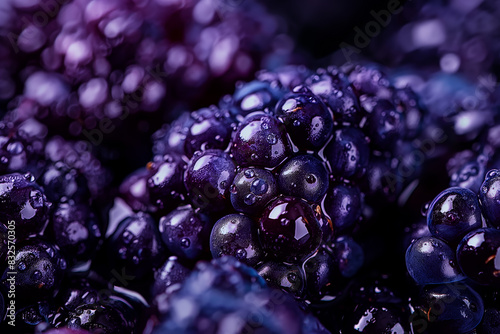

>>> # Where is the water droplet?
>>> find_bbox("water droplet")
[281,218,290,226]
[488,170,498,178]
[230,184,237,194]
[18,262,27,271]
[32,270,42,281]
[482,186,488,194]
[119,247,127,259]
[235,248,247,260]
[132,256,140,264]
[0,156,8,164]
[244,193,256,205]
[251,178,268,195]
[244,169,255,178]
[267,134,277,145]
[293,120,301,127]
[122,231,133,244]
[306,174,316,184]
[261,122,269,130]
[251,153,258,160]
[181,238,191,248]
[220,181,227,189]
[287,273,297,283]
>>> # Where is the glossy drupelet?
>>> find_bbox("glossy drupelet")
[159,205,212,262]
[183,149,236,212]
[277,154,329,203]
[0,173,51,239]
[258,196,323,263]
[409,283,484,334]
[50,200,102,266]
[146,153,186,212]
[210,213,264,266]
[230,112,292,168]
[229,167,278,216]
[426,187,482,245]
[106,212,166,281]
[275,86,333,151]
[479,169,500,228]
[323,128,370,179]
[1,239,66,305]
[456,227,500,286]
[405,236,465,285]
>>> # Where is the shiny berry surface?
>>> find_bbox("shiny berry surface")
[405,236,465,285]
[106,212,166,280]
[184,149,236,212]
[323,183,362,232]
[50,200,102,266]
[230,112,292,168]
[277,154,329,203]
[258,196,323,263]
[479,169,500,228]
[159,205,212,262]
[456,228,500,286]
[427,187,482,245]
[323,128,369,179]
[275,86,333,151]
[2,240,66,305]
[229,167,278,216]
[410,283,484,334]
[0,173,51,239]
[146,154,186,212]
[210,213,264,267]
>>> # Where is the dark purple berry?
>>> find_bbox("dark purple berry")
[258,196,323,263]
[230,167,278,216]
[231,112,292,168]
[159,205,212,262]
[184,149,236,212]
[457,228,500,285]
[479,169,500,228]
[275,86,333,151]
[323,128,369,179]
[107,212,166,281]
[323,183,363,232]
[146,154,186,212]
[51,200,102,266]
[210,213,264,267]
[405,236,465,285]
[183,107,233,159]
[0,172,51,239]
[427,187,482,245]
[277,154,329,203]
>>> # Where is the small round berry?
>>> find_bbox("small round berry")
[277,154,329,203]
[405,236,465,285]
[258,196,323,263]
[427,187,482,244]
[275,86,333,150]
[323,128,369,179]
[107,212,166,281]
[231,112,292,168]
[257,261,305,298]
[479,169,500,228]
[322,183,362,232]
[457,228,500,285]
[184,149,236,212]
[230,167,278,216]
[159,205,212,262]
[146,154,186,212]
[210,213,264,267]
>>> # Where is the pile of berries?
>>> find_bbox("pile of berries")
[1,1,500,334]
